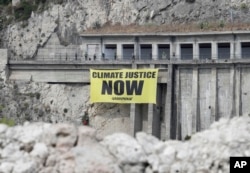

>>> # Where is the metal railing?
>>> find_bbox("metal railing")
[8,53,250,63]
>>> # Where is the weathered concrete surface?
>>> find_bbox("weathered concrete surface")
[174,65,250,140]
[198,69,212,130]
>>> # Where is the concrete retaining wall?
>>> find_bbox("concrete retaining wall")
[173,65,250,140]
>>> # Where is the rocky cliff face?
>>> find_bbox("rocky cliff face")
[0,116,249,173]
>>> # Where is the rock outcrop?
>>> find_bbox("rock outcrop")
[0,79,130,137]
[0,116,249,173]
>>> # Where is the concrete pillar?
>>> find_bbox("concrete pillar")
[134,37,140,59]
[170,37,176,60]
[235,41,241,59]
[117,44,122,60]
[193,42,199,60]
[147,103,154,135]
[165,64,173,139]
[152,44,158,60]
[210,67,217,123]
[152,104,161,138]
[176,43,181,60]
[175,67,181,140]
[130,62,142,136]
[212,42,218,59]
[235,67,241,116]
[130,104,142,136]
[130,103,136,136]
[192,67,198,133]
[147,64,161,137]
[230,42,235,59]
[230,66,236,118]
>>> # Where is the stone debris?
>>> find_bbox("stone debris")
[0,116,249,173]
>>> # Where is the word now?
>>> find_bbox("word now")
[101,80,144,95]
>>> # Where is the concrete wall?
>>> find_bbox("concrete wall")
[173,65,250,140]
[8,31,250,140]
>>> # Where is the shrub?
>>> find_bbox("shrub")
[184,135,191,140]
[241,3,248,10]
[35,92,41,100]
[219,20,225,28]
[63,108,68,113]
[0,104,4,112]
[199,21,209,30]
[92,21,101,29]
[0,0,11,5]
[0,117,15,126]
[14,0,37,21]
[186,0,195,3]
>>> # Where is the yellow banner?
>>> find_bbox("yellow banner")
[90,69,158,103]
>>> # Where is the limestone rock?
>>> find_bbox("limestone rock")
[77,125,98,146]
[0,162,14,173]
[0,116,249,173]
[101,133,147,164]
[43,123,77,151]
[72,145,122,173]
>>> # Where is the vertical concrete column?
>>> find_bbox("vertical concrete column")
[192,67,198,133]
[235,41,241,59]
[134,37,140,59]
[170,37,176,60]
[212,42,218,60]
[165,64,173,139]
[130,63,142,136]
[176,43,181,60]
[148,64,155,135]
[230,66,236,118]
[130,103,136,136]
[230,41,235,59]
[117,44,122,60]
[99,37,103,60]
[175,67,181,140]
[235,67,241,116]
[130,104,142,136]
[210,67,217,124]
[152,44,158,60]
[193,42,199,60]
[147,103,154,135]
[81,43,87,61]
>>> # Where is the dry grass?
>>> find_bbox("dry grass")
[82,22,250,34]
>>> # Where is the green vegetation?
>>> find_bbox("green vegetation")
[26,92,41,100]
[14,0,37,21]
[0,0,65,30]
[63,108,68,113]
[219,20,225,28]
[241,3,248,10]
[92,20,101,29]
[0,104,4,112]
[199,21,209,30]
[186,0,195,3]
[0,117,15,126]
[0,0,11,5]
[184,135,191,140]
